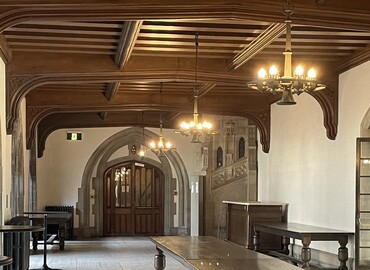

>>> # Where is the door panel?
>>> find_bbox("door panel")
[356,138,370,268]
[103,162,164,236]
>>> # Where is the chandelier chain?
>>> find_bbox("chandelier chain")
[160,82,163,130]
[194,32,199,99]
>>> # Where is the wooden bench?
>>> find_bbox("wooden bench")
[253,222,354,270]
[151,236,302,270]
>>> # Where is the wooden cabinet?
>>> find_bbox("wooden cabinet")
[224,201,287,250]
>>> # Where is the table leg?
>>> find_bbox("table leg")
[282,236,290,255]
[30,214,61,270]
[154,246,166,270]
[253,230,261,251]
[338,239,349,270]
[32,231,39,251]
[58,224,66,250]
[301,237,311,269]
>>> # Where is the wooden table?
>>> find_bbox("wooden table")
[24,213,70,270]
[253,222,354,270]
[24,211,72,251]
[151,236,302,270]
[0,225,44,270]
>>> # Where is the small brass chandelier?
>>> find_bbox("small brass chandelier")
[175,33,217,143]
[149,83,174,152]
[247,0,326,105]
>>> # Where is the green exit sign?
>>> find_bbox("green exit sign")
[67,131,82,141]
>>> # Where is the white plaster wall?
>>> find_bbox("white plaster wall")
[0,58,12,221]
[257,132,270,201]
[37,126,200,229]
[259,60,370,257]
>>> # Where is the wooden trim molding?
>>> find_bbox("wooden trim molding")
[336,47,370,74]
[1,1,370,32]
[6,70,248,134]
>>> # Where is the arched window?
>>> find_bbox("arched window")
[217,147,223,168]
[239,137,245,159]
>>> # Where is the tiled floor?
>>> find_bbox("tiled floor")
[29,237,188,270]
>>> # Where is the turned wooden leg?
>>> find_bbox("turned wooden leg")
[31,232,38,251]
[253,230,261,251]
[282,236,290,255]
[338,239,349,270]
[301,237,311,269]
[58,225,66,250]
[154,246,166,270]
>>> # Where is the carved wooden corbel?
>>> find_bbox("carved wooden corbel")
[7,74,40,134]
[243,109,271,153]
[26,106,53,149]
[308,81,338,140]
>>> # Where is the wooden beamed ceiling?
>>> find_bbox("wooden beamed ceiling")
[2,0,370,156]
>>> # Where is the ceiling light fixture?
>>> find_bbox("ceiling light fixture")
[175,33,217,142]
[247,0,326,105]
[149,83,175,152]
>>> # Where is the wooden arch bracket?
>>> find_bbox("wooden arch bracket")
[244,108,271,153]
[309,82,338,140]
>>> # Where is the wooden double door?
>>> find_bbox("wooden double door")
[103,161,164,236]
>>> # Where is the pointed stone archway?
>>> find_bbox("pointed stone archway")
[76,127,191,237]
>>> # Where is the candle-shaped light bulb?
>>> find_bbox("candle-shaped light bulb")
[294,65,304,76]
[258,68,267,79]
[165,142,172,149]
[269,65,279,76]
[307,68,317,79]
[149,141,156,148]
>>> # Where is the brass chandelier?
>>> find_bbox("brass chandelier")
[175,33,217,143]
[247,0,326,105]
[149,83,174,152]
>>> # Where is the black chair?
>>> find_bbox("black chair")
[4,216,31,270]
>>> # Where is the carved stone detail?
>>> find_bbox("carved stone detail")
[211,157,248,190]
[8,75,34,96]
[28,106,49,119]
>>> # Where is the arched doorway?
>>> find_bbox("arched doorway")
[77,127,191,237]
[103,161,164,236]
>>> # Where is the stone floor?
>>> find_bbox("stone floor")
[29,237,188,270]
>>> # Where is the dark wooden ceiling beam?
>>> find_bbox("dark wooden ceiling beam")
[198,83,217,99]
[105,20,142,102]
[34,104,272,157]
[228,23,285,70]
[98,111,107,120]
[1,0,370,32]
[0,33,11,63]
[105,81,120,101]
[335,47,370,74]
[115,20,142,69]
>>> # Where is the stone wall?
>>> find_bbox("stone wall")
[202,116,257,236]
